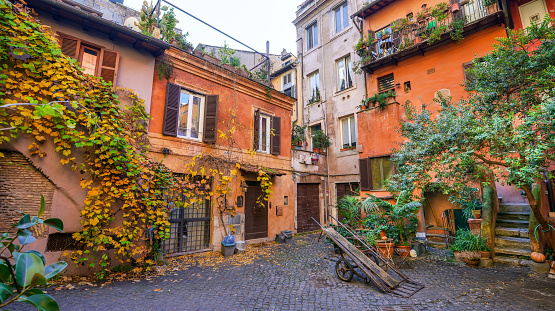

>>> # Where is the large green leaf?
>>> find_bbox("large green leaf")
[30,273,47,286]
[15,214,35,229]
[39,194,45,217]
[17,228,33,237]
[19,235,36,245]
[44,261,67,280]
[0,283,13,303]
[26,250,46,265]
[15,252,44,287]
[0,262,11,283]
[20,294,60,311]
[25,288,44,296]
[43,218,63,232]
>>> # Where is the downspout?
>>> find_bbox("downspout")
[320,8,330,224]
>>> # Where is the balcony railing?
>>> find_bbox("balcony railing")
[357,1,500,70]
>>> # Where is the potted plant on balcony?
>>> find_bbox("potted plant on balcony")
[450,17,466,43]
[292,123,307,149]
[312,130,330,153]
[354,37,367,56]
[381,29,391,40]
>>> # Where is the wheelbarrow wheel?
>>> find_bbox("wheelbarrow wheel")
[335,258,354,282]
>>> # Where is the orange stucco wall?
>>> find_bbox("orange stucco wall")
[149,48,295,248]
[358,25,507,162]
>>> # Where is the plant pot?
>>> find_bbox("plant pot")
[396,245,411,257]
[479,251,491,259]
[453,251,464,262]
[451,3,460,13]
[471,210,482,219]
[380,230,386,238]
[428,20,437,29]
[313,148,322,154]
[459,0,470,5]
[381,33,390,40]
[377,240,395,259]
[462,258,480,266]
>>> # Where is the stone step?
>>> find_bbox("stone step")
[497,211,530,221]
[495,227,529,238]
[498,203,530,213]
[426,240,447,248]
[496,219,529,228]
[426,233,447,243]
[494,247,531,257]
[493,256,533,267]
[495,236,531,249]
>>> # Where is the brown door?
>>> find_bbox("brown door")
[297,183,320,232]
[244,181,268,240]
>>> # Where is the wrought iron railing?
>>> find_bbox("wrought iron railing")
[359,1,498,64]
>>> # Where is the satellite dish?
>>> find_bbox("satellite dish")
[124,17,140,32]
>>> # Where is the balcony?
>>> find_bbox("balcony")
[356,1,505,73]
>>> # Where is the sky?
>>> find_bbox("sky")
[123,0,300,55]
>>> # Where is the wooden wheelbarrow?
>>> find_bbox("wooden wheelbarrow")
[313,217,424,298]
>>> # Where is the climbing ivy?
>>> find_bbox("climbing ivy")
[0,0,185,278]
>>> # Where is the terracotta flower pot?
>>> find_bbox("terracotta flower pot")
[479,251,490,259]
[380,230,386,238]
[377,241,395,259]
[462,258,480,266]
[471,210,482,219]
[396,245,411,257]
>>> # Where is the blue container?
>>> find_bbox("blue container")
[223,234,235,246]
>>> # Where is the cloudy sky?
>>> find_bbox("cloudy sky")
[124,0,300,55]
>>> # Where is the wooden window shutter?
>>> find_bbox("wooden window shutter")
[253,109,260,150]
[203,95,219,144]
[98,49,119,87]
[270,116,281,155]
[162,82,181,137]
[377,73,394,92]
[359,158,372,191]
[59,35,81,59]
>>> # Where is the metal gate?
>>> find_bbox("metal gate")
[161,194,211,254]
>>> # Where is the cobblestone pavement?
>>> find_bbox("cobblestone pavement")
[9,233,555,310]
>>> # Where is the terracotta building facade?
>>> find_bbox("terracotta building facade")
[148,47,296,253]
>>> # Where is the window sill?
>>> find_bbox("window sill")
[304,45,321,56]
[176,135,202,142]
[330,25,353,42]
[340,147,357,152]
[335,86,355,96]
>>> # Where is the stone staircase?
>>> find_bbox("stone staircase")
[493,203,533,266]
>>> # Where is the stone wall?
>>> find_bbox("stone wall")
[0,151,55,236]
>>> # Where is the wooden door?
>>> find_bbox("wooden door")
[297,183,320,232]
[244,181,268,240]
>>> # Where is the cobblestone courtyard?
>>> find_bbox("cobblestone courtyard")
[10,234,555,310]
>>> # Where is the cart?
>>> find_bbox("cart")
[313,217,424,298]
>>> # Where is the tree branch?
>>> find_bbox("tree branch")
[474,153,508,168]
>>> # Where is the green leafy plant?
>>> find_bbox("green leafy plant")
[0,195,67,310]
[291,122,307,146]
[363,90,396,109]
[450,17,466,43]
[449,186,483,220]
[362,191,421,246]
[450,229,488,252]
[312,130,330,149]
[483,0,495,7]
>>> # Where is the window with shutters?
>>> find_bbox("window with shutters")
[162,83,218,143]
[253,110,281,155]
[377,73,394,93]
[333,2,349,33]
[58,33,119,87]
[178,90,205,140]
[306,21,318,50]
[258,114,271,153]
[308,71,320,104]
[283,73,293,97]
[359,156,393,191]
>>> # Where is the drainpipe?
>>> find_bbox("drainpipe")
[319,9,331,225]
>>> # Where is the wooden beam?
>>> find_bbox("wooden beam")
[133,40,143,50]
[109,30,118,41]
[51,8,60,21]
[82,19,90,31]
